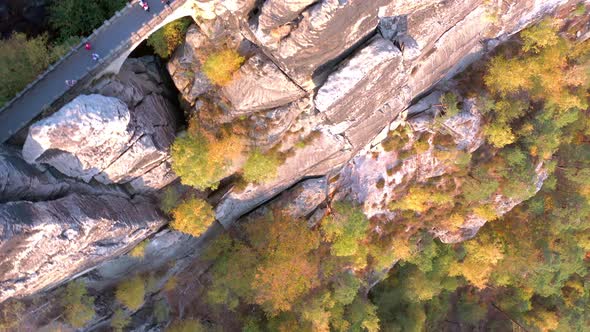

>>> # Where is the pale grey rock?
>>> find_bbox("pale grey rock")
[246,102,302,149]
[0,151,68,203]
[0,193,166,302]
[96,56,170,108]
[22,94,132,183]
[257,0,318,32]
[167,25,212,106]
[22,58,179,192]
[314,37,402,123]
[250,0,397,89]
[222,54,306,115]
[127,159,177,194]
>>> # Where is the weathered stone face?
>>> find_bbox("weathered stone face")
[1,0,579,327]
[22,57,179,193]
[0,193,165,303]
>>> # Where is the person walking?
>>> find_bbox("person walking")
[84,42,91,51]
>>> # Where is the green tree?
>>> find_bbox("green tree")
[111,308,131,332]
[170,198,216,237]
[147,18,193,59]
[321,202,369,257]
[115,276,145,311]
[0,33,52,105]
[49,0,126,40]
[171,129,244,191]
[62,280,95,328]
[243,150,280,184]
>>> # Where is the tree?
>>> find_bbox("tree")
[520,19,559,53]
[0,33,52,106]
[62,280,95,328]
[202,49,245,86]
[321,202,369,257]
[166,319,207,332]
[49,0,126,40]
[115,276,145,311]
[129,240,148,258]
[171,129,244,190]
[170,198,216,237]
[243,150,281,184]
[147,18,193,58]
[111,308,130,332]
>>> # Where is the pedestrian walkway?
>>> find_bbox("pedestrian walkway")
[0,0,188,144]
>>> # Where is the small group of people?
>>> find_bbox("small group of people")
[65,43,100,88]
[138,0,171,11]
[66,0,174,87]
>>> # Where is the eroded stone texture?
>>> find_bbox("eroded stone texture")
[22,58,179,192]
[222,54,306,115]
[215,130,348,227]
[0,193,165,302]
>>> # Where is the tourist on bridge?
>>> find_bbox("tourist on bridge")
[139,0,150,11]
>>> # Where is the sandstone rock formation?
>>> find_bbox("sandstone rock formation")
[22,57,179,193]
[0,0,580,329]
[0,193,165,303]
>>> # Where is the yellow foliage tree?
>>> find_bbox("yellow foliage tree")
[449,236,504,288]
[170,198,215,237]
[115,276,145,311]
[202,49,245,86]
[62,281,95,328]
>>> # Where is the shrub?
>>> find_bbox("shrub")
[147,17,193,58]
[171,130,244,191]
[321,202,369,257]
[389,187,453,213]
[129,240,148,259]
[111,308,130,332]
[160,187,180,214]
[154,300,169,323]
[440,92,460,118]
[520,19,559,53]
[62,281,95,328]
[170,198,216,237]
[166,319,207,332]
[115,276,145,311]
[202,49,245,86]
[243,150,280,184]
[0,300,24,330]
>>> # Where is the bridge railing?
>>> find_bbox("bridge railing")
[0,0,188,119]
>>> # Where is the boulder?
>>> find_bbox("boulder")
[22,94,133,183]
[22,58,179,192]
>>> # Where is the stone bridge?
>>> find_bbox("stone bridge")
[0,0,195,144]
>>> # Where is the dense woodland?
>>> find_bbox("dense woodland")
[1,2,589,331]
